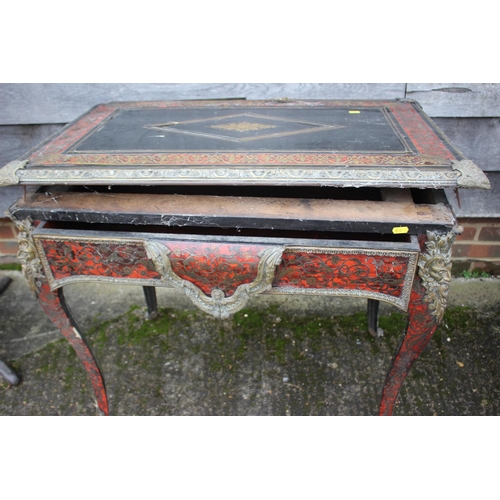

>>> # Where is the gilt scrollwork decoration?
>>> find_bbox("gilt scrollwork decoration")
[9,216,46,293]
[451,159,491,190]
[144,241,284,319]
[418,228,462,323]
[0,160,26,187]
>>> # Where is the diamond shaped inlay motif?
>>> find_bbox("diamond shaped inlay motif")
[210,122,277,132]
[144,113,346,143]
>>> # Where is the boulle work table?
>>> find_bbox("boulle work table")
[0,99,490,415]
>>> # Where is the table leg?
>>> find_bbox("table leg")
[378,229,458,416]
[143,286,158,320]
[37,283,109,415]
[367,299,381,337]
[0,276,20,385]
[379,276,437,415]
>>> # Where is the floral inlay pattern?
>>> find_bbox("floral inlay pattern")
[210,122,277,132]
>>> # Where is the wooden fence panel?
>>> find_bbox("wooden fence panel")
[406,83,500,117]
[446,173,500,218]
[0,83,406,125]
[0,124,64,167]
[433,118,500,171]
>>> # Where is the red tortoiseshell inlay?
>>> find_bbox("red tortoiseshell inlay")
[30,105,117,161]
[164,242,271,297]
[388,104,455,160]
[37,282,109,415]
[273,251,409,297]
[41,239,160,281]
[40,238,275,298]
[379,235,438,415]
[39,238,412,302]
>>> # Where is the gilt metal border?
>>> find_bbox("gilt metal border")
[144,241,284,319]
[9,164,469,189]
[273,246,419,311]
[33,234,161,291]
[0,160,26,187]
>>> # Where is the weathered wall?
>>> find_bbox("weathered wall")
[1,83,499,270]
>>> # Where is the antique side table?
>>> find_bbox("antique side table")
[0,99,490,415]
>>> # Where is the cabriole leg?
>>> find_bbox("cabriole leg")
[12,216,109,415]
[37,283,109,415]
[379,276,437,415]
[379,229,460,416]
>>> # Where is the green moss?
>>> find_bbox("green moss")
[462,270,490,279]
[233,308,266,332]
[89,317,118,349]
[336,312,369,333]
[232,307,348,365]
[35,340,66,375]
[117,309,170,346]
[378,313,407,337]
[0,263,22,271]
[440,307,474,332]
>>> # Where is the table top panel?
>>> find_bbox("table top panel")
[72,106,412,154]
[0,100,490,190]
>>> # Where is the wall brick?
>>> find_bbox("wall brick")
[0,224,15,239]
[451,261,473,275]
[456,226,477,241]
[470,261,500,275]
[0,241,18,256]
[478,226,500,241]
[452,243,500,259]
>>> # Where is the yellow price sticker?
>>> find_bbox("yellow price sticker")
[392,226,409,234]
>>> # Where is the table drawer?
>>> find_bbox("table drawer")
[33,223,420,317]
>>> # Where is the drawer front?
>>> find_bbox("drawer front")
[38,237,160,282]
[33,230,419,317]
[274,247,415,302]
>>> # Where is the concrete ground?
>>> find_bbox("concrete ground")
[0,269,499,416]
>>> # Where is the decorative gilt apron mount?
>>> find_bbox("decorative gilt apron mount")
[145,241,284,319]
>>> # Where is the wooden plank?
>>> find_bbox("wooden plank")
[12,190,455,234]
[432,118,500,172]
[0,124,64,167]
[0,83,406,125]
[407,83,500,117]
[446,172,500,218]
